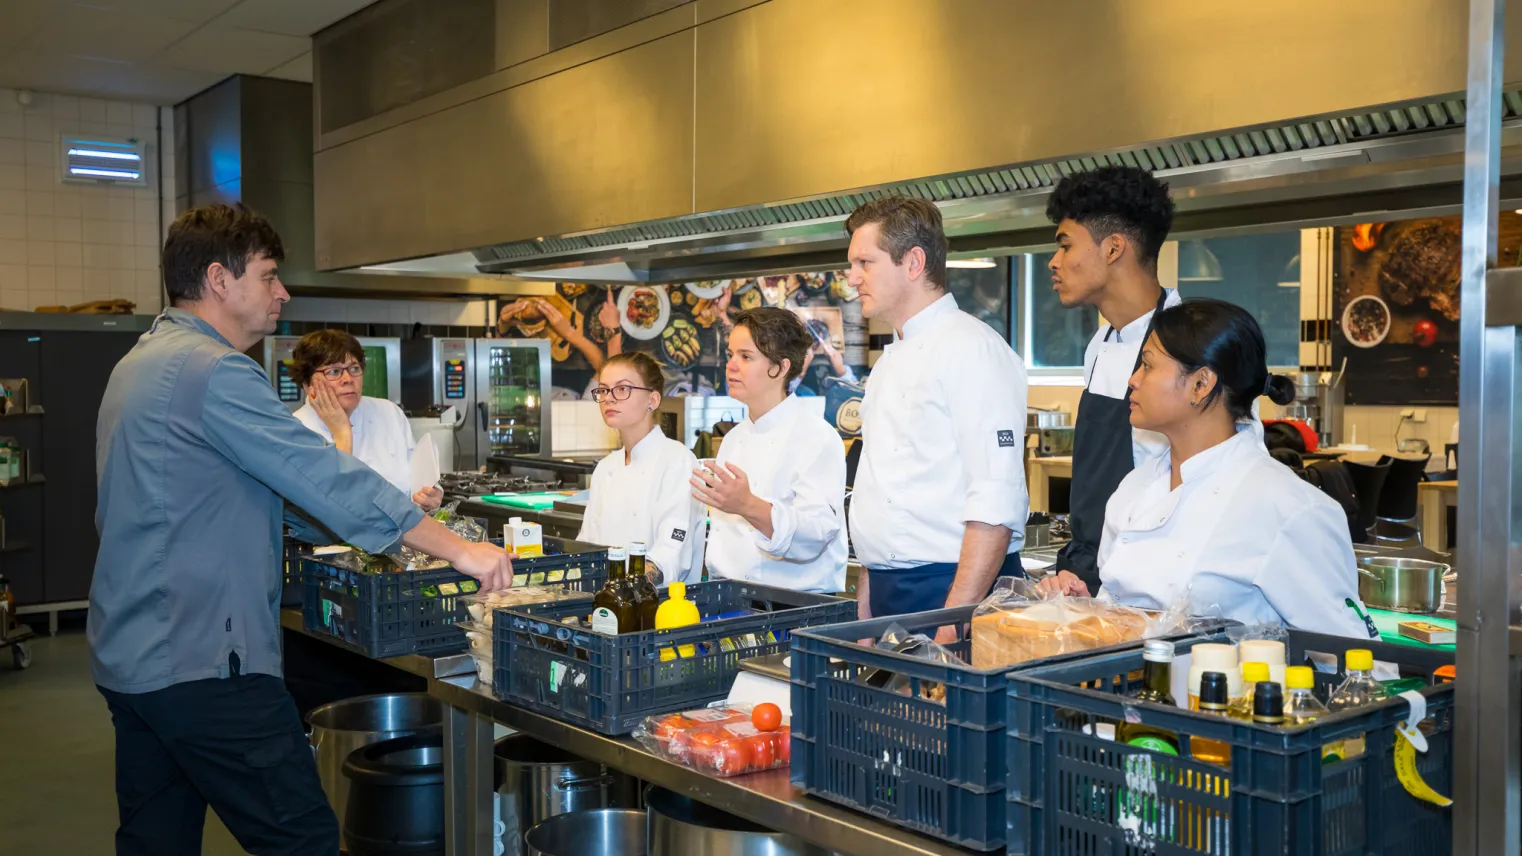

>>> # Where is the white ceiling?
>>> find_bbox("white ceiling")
[0,0,376,105]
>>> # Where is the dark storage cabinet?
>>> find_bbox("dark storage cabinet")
[0,316,148,612]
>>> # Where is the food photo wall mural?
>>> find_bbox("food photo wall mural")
[495,272,870,432]
[1333,217,1466,405]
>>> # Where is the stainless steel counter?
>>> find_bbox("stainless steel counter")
[280,609,973,856]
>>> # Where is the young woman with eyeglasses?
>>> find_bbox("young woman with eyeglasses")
[577,351,706,583]
[291,329,444,511]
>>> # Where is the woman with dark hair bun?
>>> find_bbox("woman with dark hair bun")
[1040,299,1376,638]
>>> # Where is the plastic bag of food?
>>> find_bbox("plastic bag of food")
[970,577,1153,669]
[634,703,790,777]
[855,622,962,703]
[457,620,494,686]
[464,587,587,627]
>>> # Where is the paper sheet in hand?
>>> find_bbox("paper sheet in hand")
[410,434,441,493]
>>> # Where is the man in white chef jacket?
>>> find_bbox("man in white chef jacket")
[845,196,1029,633]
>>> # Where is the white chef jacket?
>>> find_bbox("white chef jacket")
[706,394,847,592]
[850,294,1029,568]
[294,396,416,495]
[577,425,706,583]
[1098,424,1376,639]
[1082,288,1182,466]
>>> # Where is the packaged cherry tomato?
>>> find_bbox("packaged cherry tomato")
[634,703,791,777]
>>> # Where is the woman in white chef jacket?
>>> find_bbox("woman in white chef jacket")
[1041,299,1376,639]
[578,351,706,583]
[292,329,443,511]
[690,308,847,593]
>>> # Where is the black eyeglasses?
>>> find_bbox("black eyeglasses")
[591,384,653,402]
[318,364,364,380]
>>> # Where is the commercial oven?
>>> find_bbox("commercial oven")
[473,339,551,464]
[401,336,477,471]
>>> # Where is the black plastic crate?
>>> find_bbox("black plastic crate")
[493,580,853,734]
[1005,630,1454,856]
[788,606,1233,851]
[302,537,607,659]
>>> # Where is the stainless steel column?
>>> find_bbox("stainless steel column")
[444,702,497,855]
[1456,0,1522,853]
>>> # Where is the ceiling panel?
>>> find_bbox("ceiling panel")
[213,0,379,37]
[65,0,242,23]
[0,51,225,103]
[0,0,53,52]
[26,5,199,63]
[156,26,309,75]
[266,51,313,82]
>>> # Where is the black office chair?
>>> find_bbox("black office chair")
[1342,460,1391,544]
[1373,454,1431,547]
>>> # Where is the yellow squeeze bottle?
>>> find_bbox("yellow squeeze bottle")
[655,581,700,660]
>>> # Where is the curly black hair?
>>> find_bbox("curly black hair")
[1045,165,1175,269]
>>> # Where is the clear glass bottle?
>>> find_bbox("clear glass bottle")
[1228,661,1272,722]
[1190,670,1232,767]
[1117,639,1180,755]
[1326,649,1390,758]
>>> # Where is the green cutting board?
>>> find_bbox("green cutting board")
[476,491,573,511]
[1366,608,1456,651]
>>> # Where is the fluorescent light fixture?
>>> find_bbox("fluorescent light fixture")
[67,148,140,161]
[947,257,997,269]
[69,167,140,179]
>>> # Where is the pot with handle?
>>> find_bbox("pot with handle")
[1357,556,1449,613]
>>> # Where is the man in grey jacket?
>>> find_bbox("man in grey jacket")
[89,203,512,855]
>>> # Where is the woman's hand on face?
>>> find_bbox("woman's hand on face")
[690,462,757,516]
[1036,570,1090,598]
[309,375,351,437]
[412,485,444,512]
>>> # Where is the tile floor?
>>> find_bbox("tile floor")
[0,628,250,855]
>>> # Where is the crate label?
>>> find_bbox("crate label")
[724,722,760,737]
[591,607,619,635]
[438,582,460,596]
[549,661,566,693]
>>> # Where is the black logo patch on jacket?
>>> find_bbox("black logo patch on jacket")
[996,430,1016,448]
[672,528,687,542]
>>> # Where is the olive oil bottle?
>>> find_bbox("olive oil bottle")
[591,547,638,634]
[628,541,659,631]
[1117,639,1180,755]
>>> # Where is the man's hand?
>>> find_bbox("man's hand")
[1037,570,1090,598]
[452,540,514,592]
[412,485,444,512]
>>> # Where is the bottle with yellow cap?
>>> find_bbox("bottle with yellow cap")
[1283,665,1344,763]
[1227,662,1272,722]
[1327,649,1390,758]
[654,581,700,661]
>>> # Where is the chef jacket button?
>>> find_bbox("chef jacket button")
[890,553,897,560]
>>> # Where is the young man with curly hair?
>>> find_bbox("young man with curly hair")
[1044,166,1180,595]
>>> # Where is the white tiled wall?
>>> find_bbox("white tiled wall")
[279,296,490,326]
[551,400,618,457]
[0,88,167,314]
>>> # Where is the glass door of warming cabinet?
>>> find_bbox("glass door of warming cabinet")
[471,339,550,463]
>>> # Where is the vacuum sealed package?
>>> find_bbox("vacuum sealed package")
[464,587,587,627]
[857,622,962,703]
[634,703,790,777]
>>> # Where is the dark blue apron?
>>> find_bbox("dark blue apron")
[1056,288,1172,593]
[868,552,1024,619]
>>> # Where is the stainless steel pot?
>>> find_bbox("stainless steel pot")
[525,808,647,856]
[495,735,617,856]
[1357,557,1449,614]
[646,787,829,855]
[307,693,443,845]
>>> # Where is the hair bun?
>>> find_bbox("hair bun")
[1264,374,1297,406]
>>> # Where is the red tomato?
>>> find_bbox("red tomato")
[743,733,776,770]
[669,728,694,762]
[1413,318,1438,348]
[774,726,791,764]
[715,738,752,776]
[688,732,722,768]
[751,703,783,732]
[652,714,689,741]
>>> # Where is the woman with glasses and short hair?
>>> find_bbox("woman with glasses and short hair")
[578,351,706,583]
[291,329,444,511]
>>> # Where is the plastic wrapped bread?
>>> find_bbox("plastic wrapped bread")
[970,599,1150,669]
